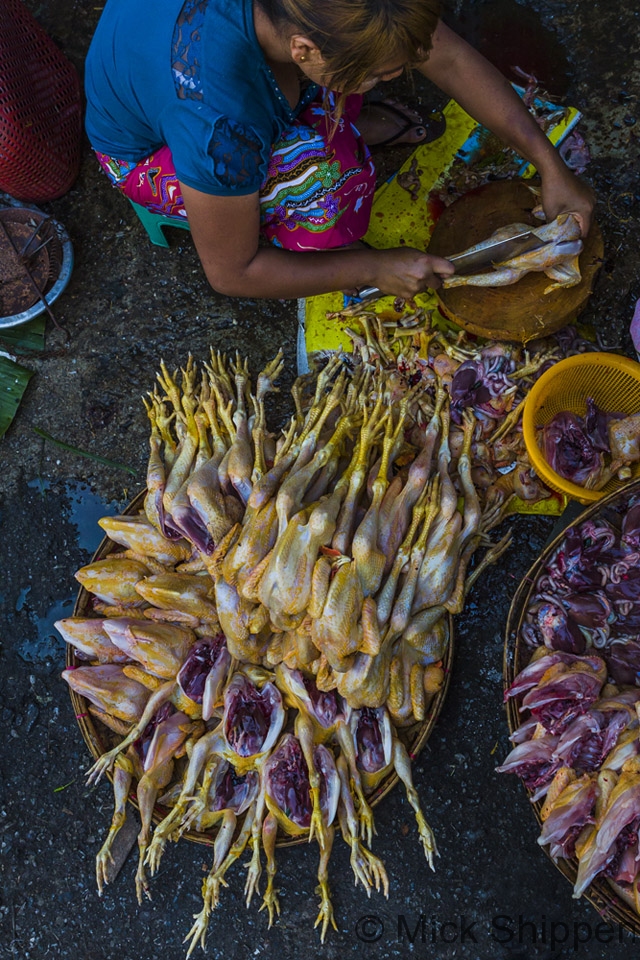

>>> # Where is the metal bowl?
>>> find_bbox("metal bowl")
[0,206,73,329]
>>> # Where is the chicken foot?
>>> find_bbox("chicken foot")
[145,726,225,874]
[336,753,388,897]
[332,389,387,555]
[184,805,256,958]
[352,406,407,597]
[314,825,337,943]
[134,756,175,903]
[258,812,281,926]
[251,349,285,483]
[95,753,135,896]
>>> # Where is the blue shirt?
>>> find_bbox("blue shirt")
[85,0,319,195]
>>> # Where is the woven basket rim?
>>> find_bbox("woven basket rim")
[69,489,455,848]
[503,475,640,934]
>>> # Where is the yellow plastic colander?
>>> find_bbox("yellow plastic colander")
[523,352,640,504]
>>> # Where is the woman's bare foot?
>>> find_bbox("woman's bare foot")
[357,99,445,148]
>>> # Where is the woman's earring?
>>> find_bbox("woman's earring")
[300,56,306,62]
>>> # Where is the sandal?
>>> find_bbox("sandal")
[363,99,446,148]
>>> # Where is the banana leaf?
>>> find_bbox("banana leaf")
[0,316,46,355]
[0,355,34,438]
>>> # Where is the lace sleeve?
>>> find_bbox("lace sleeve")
[171,0,207,101]
[206,116,265,191]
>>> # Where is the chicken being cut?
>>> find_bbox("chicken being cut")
[442,214,583,294]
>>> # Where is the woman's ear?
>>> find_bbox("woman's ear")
[289,34,325,66]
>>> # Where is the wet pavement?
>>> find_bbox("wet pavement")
[1,0,639,958]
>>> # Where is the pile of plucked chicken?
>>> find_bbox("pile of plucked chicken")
[57,317,547,952]
[498,493,640,912]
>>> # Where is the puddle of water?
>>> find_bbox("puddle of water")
[17,481,127,665]
[18,596,75,666]
[15,586,31,612]
[448,0,570,97]
[63,480,125,554]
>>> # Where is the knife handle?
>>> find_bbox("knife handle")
[354,286,381,299]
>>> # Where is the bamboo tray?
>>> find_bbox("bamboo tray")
[68,490,456,848]
[503,476,640,933]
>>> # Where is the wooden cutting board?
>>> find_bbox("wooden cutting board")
[427,180,603,342]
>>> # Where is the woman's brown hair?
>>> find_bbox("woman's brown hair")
[258,0,441,95]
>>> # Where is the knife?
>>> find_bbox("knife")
[353,229,549,302]
[446,229,547,275]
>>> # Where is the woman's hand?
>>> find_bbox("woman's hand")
[419,22,596,239]
[537,162,596,238]
[369,248,455,297]
[180,184,454,300]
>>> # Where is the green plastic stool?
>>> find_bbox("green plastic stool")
[128,199,191,247]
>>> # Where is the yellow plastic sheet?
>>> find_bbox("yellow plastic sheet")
[300,99,581,357]
[301,99,477,356]
[298,98,581,517]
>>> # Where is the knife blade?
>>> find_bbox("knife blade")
[446,230,547,274]
[352,229,550,302]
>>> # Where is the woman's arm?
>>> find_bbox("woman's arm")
[419,21,595,235]
[180,183,453,299]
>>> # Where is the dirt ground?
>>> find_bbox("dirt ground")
[1,0,639,958]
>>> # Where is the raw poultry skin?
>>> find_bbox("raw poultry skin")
[442,214,583,293]
[182,761,261,957]
[83,634,232,784]
[255,734,341,941]
[62,338,526,947]
[275,664,375,848]
[351,706,438,868]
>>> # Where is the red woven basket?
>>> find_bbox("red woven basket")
[0,0,83,202]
